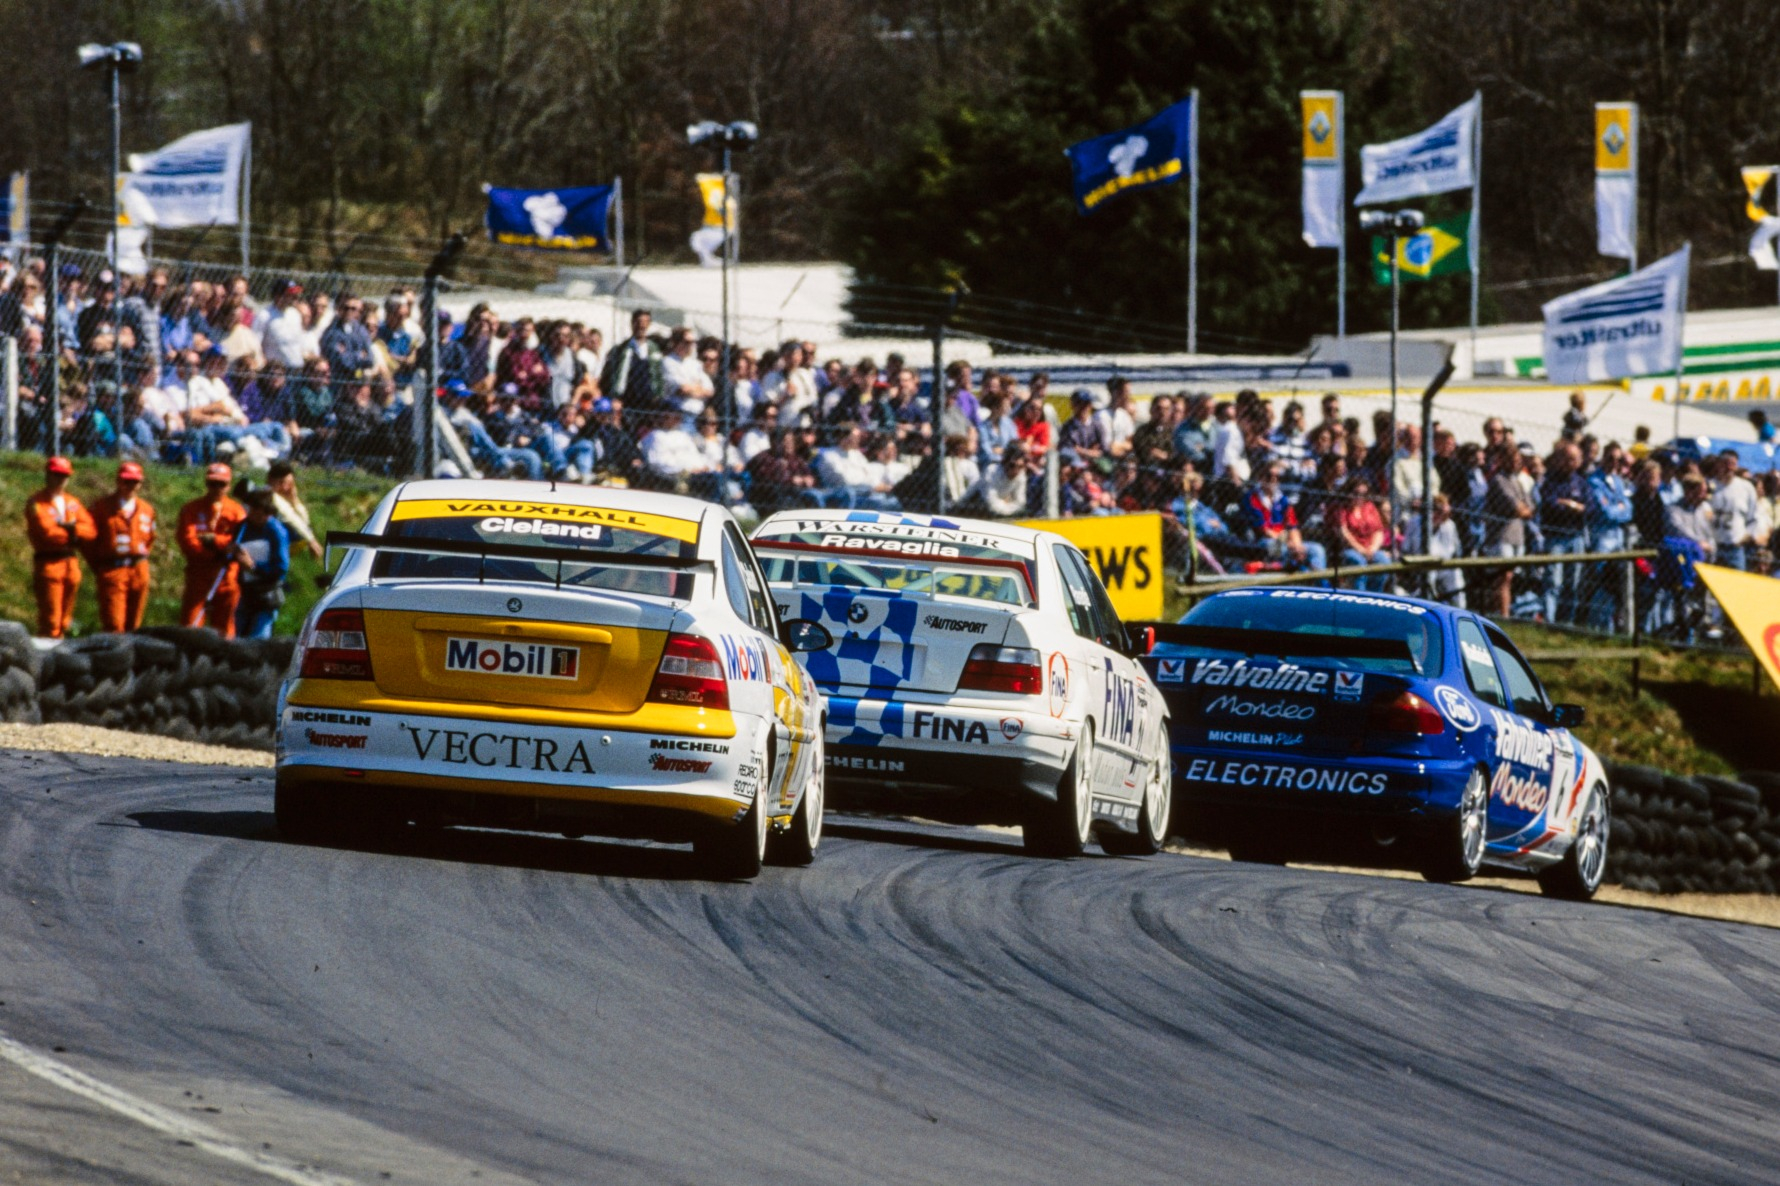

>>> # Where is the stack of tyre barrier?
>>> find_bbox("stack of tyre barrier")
[1605,761,1780,894]
[0,623,42,724]
[33,628,294,752]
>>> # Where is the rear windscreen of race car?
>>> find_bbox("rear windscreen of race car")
[1160,590,1444,676]
[372,500,699,599]
[754,518,1036,606]
[758,555,1032,606]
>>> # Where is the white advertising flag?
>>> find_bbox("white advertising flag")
[1355,95,1479,206]
[120,123,250,229]
[1595,103,1637,261]
[1750,218,1780,271]
[1596,177,1636,260]
[1542,244,1689,384]
[1300,91,1343,248]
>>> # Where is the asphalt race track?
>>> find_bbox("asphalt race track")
[2,750,1778,1185]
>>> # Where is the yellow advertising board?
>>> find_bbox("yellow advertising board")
[1595,103,1635,174]
[1301,92,1340,163]
[1018,513,1165,621]
[1695,564,1780,694]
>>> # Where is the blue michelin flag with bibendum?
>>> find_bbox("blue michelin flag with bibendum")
[1065,99,1195,216]
[1541,245,1690,384]
[485,183,614,251]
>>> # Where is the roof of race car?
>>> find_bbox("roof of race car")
[1190,585,1455,620]
[753,509,1042,556]
[384,480,721,536]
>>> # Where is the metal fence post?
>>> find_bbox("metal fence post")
[929,318,945,514]
[1623,558,1637,642]
[2,335,16,452]
[417,270,437,478]
[1043,402,1061,519]
[419,232,467,479]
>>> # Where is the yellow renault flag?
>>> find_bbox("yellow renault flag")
[696,173,736,231]
[1743,166,1777,224]
[1695,563,1780,693]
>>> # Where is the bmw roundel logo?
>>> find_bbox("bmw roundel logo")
[1433,685,1480,732]
[847,602,870,624]
[507,597,523,614]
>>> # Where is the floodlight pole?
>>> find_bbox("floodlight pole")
[1387,234,1400,549]
[43,196,89,460]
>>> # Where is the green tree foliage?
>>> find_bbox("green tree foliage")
[837,0,1482,350]
[8,0,1780,344]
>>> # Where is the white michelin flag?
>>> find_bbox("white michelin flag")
[1355,95,1479,206]
[1541,244,1689,384]
[119,123,251,229]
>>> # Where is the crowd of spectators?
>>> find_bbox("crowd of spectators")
[1,254,1774,641]
[1143,388,1778,641]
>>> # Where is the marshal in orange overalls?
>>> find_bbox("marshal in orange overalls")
[87,462,158,633]
[177,465,247,637]
[25,458,97,639]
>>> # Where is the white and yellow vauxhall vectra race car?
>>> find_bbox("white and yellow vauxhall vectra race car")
[274,480,829,878]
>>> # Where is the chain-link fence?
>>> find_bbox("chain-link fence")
[2,240,1773,647]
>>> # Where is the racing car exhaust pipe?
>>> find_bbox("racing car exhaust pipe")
[1371,821,1401,848]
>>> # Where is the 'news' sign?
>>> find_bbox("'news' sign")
[1018,513,1164,622]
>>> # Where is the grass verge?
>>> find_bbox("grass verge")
[0,451,394,638]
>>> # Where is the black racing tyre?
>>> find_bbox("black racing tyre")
[274,780,339,844]
[1226,826,1290,866]
[1024,723,1094,858]
[1539,783,1610,900]
[1421,767,1488,884]
[697,775,767,881]
[1100,754,1171,857]
[766,730,824,868]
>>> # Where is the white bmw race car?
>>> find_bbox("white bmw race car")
[751,510,1171,856]
[275,480,829,878]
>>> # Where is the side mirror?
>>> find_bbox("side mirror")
[1549,703,1586,729]
[1125,624,1156,657]
[780,618,833,654]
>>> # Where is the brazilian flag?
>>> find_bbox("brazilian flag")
[1370,215,1471,285]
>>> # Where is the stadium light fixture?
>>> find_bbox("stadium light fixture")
[686,119,761,449]
[78,40,144,429]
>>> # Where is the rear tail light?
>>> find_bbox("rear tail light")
[647,633,730,710]
[959,645,1043,695]
[299,608,374,680]
[1367,690,1445,735]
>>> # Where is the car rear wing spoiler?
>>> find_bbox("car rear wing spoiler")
[325,531,715,587]
[1131,622,1414,663]
[751,538,1035,577]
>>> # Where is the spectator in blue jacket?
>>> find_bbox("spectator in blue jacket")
[1585,441,1635,629]
[233,488,291,640]
[1539,441,1591,623]
[320,294,374,381]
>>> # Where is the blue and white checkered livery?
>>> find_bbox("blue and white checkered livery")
[752,510,1172,857]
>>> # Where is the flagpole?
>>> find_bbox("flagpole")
[613,176,625,270]
[1468,91,1480,375]
[240,123,251,273]
[1672,354,1684,441]
[1336,93,1347,339]
[1187,88,1200,355]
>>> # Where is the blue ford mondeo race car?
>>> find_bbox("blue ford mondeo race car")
[1140,587,1610,899]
